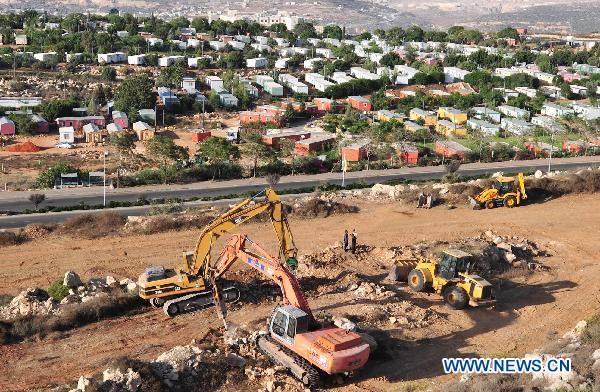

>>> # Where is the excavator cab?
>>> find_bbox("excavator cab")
[270,305,310,345]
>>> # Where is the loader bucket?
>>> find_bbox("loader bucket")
[468,196,481,210]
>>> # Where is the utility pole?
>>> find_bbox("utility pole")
[103,150,108,206]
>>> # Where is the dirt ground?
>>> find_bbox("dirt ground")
[0,194,600,391]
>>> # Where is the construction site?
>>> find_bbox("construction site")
[1,168,600,392]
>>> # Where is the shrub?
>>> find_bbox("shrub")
[36,163,81,189]
[582,314,600,345]
[47,280,70,301]
[0,231,18,247]
[58,212,126,239]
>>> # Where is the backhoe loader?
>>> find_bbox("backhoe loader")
[137,188,298,316]
[201,234,370,388]
[407,249,495,309]
[469,172,527,209]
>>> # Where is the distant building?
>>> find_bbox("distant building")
[409,108,437,126]
[0,117,15,136]
[435,140,472,159]
[348,96,371,111]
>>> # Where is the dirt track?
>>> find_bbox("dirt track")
[1,194,600,391]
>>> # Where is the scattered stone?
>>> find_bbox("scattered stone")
[226,353,247,367]
[102,367,141,392]
[0,288,59,320]
[333,317,356,331]
[534,170,544,179]
[105,276,117,286]
[64,271,83,288]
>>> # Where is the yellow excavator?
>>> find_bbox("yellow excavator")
[469,172,527,209]
[137,188,298,316]
[407,250,496,309]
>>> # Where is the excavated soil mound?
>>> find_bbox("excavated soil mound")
[293,198,359,218]
[7,141,43,153]
[526,170,600,200]
[57,212,126,239]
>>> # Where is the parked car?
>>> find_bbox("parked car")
[55,142,74,149]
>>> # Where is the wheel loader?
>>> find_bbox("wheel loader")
[469,172,527,209]
[407,249,496,309]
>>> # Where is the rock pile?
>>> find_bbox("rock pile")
[350,281,395,300]
[0,271,139,320]
[0,288,59,320]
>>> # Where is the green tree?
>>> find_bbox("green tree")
[101,66,117,81]
[8,113,36,135]
[146,135,188,184]
[197,137,240,179]
[240,131,276,177]
[105,133,141,187]
[36,163,80,189]
[113,73,155,120]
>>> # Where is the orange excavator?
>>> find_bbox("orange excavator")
[207,234,371,387]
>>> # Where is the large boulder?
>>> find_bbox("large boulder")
[64,271,83,288]
[152,345,203,382]
[102,367,142,392]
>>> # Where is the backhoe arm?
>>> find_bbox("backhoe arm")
[212,234,315,323]
[183,188,297,281]
[517,172,527,199]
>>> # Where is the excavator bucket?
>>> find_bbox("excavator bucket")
[468,196,481,210]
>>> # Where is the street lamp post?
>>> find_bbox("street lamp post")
[103,150,108,207]
[547,131,554,173]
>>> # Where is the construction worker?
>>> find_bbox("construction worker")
[351,229,357,254]
[343,230,349,252]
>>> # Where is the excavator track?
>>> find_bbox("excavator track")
[162,286,240,317]
[257,335,321,389]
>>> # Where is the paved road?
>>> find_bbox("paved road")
[1,156,599,228]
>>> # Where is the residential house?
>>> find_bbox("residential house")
[409,108,437,126]
[128,54,145,65]
[209,41,226,51]
[304,73,334,92]
[262,129,311,149]
[313,98,343,112]
[58,126,75,143]
[331,72,354,84]
[83,123,103,143]
[14,34,27,45]
[275,58,289,69]
[394,65,419,85]
[294,133,336,156]
[443,67,470,83]
[541,103,575,118]
[264,81,284,96]
[279,74,308,94]
[315,48,334,59]
[436,119,467,137]
[393,142,419,164]
[349,67,380,80]
[30,114,48,134]
[377,110,404,122]
[255,75,275,87]
[97,52,126,64]
[572,102,600,121]
[438,107,467,124]
[471,107,501,123]
[515,86,538,98]
[570,85,588,97]
[247,57,268,68]
[435,140,472,159]
[228,41,246,51]
[501,118,535,135]
[205,75,224,90]
[218,91,238,108]
[497,105,530,120]
[342,139,371,161]
[303,58,323,69]
[181,77,197,93]
[106,123,123,133]
[159,56,185,67]
[348,96,371,111]
[111,111,129,129]
[158,87,180,108]
[532,115,561,130]
[34,52,57,62]
[56,116,106,130]
[404,120,426,133]
[524,141,557,157]
[0,117,15,136]
[146,37,163,47]
[138,109,156,123]
[467,119,500,135]
[563,140,588,154]
[133,121,155,141]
